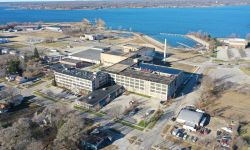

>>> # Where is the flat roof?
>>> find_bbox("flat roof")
[104,58,137,73]
[60,58,94,67]
[60,58,83,64]
[52,64,106,81]
[123,44,144,49]
[78,85,122,105]
[103,49,136,57]
[177,109,204,125]
[92,46,110,50]
[71,49,101,61]
[119,68,176,84]
[136,63,183,75]
[104,49,125,56]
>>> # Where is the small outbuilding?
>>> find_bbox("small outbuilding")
[75,85,124,111]
[176,108,208,131]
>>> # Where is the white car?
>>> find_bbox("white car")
[145,109,155,116]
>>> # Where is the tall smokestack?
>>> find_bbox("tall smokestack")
[163,38,167,61]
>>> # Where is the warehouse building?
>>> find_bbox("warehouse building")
[68,47,110,64]
[75,85,124,110]
[101,49,137,67]
[52,64,109,94]
[221,38,249,49]
[123,44,144,52]
[176,108,208,131]
[68,49,102,64]
[59,58,93,68]
[80,34,105,41]
[101,46,155,67]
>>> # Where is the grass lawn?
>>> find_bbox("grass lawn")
[116,119,144,131]
[212,59,227,63]
[127,91,151,98]
[239,123,250,145]
[26,80,45,88]
[0,78,6,83]
[2,43,27,49]
[33,91,58,102]
[147,111,164,129]
[36,41,69,48]
[240,67,250,76]
[138,120,146,127]
[74,105,144,131]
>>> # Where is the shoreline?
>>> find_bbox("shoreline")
[186,34,210,49]
[1,4,250,11]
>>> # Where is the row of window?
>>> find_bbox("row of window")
[150,89,167,95]
[117,81,145,90]
[116,76,144,84]
[56,79,92,89]
[55,74,90,83]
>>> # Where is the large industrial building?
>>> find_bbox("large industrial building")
[68,46,110,64]
[100,46,155,67]
[53,44,185,100]
[52,64,109,94]
[104,59,184,99]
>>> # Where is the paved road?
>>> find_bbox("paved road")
[114,99,182,150]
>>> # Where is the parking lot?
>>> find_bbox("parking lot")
[40,85,78,103]
[101,93,162,124]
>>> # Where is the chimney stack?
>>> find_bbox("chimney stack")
[163,38,167,61]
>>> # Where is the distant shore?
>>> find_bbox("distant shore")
[1,1,250,11]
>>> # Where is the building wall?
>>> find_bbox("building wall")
[59,60,77,67]
[167,72,185,97]
[54,72,94,93]
[54,71,109,94]
[223,39,248,49]
[228,43,247,49]
[100,53,128,67]
[123,45,141,53]
[59,60,85,68]
[108,73,172,99]
[68,56,100,64]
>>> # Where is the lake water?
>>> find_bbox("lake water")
[0,6,250,47]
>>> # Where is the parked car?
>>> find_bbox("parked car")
[129,108,139,116]
[191,136,198,142]
[176,132,184,138]
[145,109,155,116]
[183,133,188,140]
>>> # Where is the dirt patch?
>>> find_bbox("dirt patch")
[101,145,119,150]
[207,91,250,122]
[171,62,198,73]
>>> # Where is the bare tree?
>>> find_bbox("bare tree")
[81,18,92,33]
[0,103,94,149]
[109,104,123,119]
[246,33,250,41]
[95,18,106,30]
[23,59,42,78]
[44,36,55,43]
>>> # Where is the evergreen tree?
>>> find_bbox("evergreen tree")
[7,60,21,74]
[34,48,40,59]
